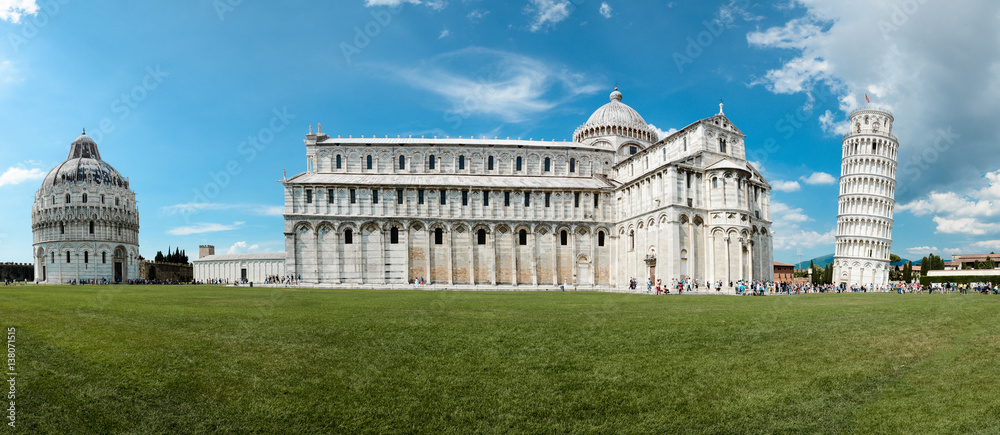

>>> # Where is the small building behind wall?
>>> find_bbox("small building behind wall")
[193,253,286,283]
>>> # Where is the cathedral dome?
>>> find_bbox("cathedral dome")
[41,132,127,188]
[574,88,657,143]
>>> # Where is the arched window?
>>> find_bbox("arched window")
[84,251,88,263]
[518,229,527,246]
[458,155,465,170]
[336,154,342,169]
[366,155,373,170]
[344,229,353,244]
[428,155,436,170]
[719,139,727,153]
[560,230,568,246]
[101,195,105,204]
[569,158,575,173]
[487,156,494,171]
[102,252,106,264]
[66,251,71,263]
[598,231,605,247]
[51,252,54,263]
[115,197,120,206]
[390,227,399,244]
[544,157,551,172]
[399,155,405,170]
[60,223,64,234]
[629,231,635,251]
[515,157,522,172]
[434,228,443,245]
[82,193,88,203]
[713,178,718,188]
[66,194,71,204]
[89,221,94,234]
[629,146,637,155]
[477,229,486,245]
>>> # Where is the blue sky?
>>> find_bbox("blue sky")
[1,0,999,264]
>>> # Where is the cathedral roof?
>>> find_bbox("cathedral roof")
[573,88,657,143]
[41,131,128,188]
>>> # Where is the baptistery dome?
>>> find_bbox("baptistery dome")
[573,87,658,143]
[32,131,140,284]
[42,133,128,188]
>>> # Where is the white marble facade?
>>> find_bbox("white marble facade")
[32,133,140,283]
[283,89,774,290]
[193,253,286,283]
[833,108,898,287]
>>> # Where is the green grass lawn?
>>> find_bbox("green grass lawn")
[2,285,1000,434]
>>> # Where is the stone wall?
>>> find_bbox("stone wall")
[138,261,193,282]
[0,263,33,281]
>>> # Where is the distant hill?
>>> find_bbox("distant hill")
[795,254,834,270]
[793,254,915,270]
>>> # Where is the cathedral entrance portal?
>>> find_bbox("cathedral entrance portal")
[644,247,657,285]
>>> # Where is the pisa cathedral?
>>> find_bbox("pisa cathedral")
[32,132,141,283]
[833,108,898,287]
[282,88,774,290]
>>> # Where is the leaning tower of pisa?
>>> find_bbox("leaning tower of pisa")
[833,108,898,288]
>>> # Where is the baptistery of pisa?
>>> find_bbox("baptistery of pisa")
[282,89,774,289]
[32,132,140,283]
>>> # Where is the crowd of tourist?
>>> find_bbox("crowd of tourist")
[633,277,1000,296]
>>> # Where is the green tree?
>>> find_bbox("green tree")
[920,254,945,275]
[890,253,901,263]
[154,251,164,263]
[902,261,913,282]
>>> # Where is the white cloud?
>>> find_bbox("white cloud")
[167,222,244,236]
[161,203,283,216]
[818,109,849,135]
[906,246,938,254]
[746,0,1000,204]
[363,0,446,10]
[648,124,677,141]
[467,9,489,22]
[800,171,835,185]
[772,180,801,192]
[438,27,450,39]
[715,0,762,28]
[899,170,1000,235]
[526,0,572,32]
[227,241,260,255]
[771,201,834,251]
[599,2,612,19]
[971,240,1000,252]
[392,47,600,124]
[0,0,37,23]
[0,165,44,187]
[931,217,999,236]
